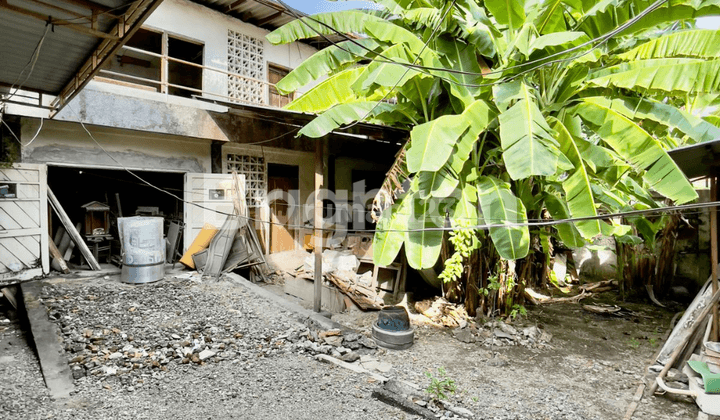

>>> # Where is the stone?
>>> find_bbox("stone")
[323,336,343,347]
[340,352,360,363]
[453,328,476,344]
[359,337,377,349]
[493,330,515,341]
[447,405,474,418]
[487,356,508,367]
[72,366,85,379]
[199,350,216,361]
[109,352,123,360]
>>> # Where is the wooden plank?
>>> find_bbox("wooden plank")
[0,241,29,270]
[0,206,23,230]
[20,281,74,399]
[2,238,37,267]
[650,287,720,394]
[712,174,718,342]
[15,234,40,255]
[63,223,81,262]
[657,276,716,366]
[47,188,101,271]
[0,201,39,228]
[16,184,40,199]
[0,168,36,182]
[49,239,70,274]
[1,287,17,309]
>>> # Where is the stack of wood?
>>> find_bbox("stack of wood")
[635,277,720,418]
[414,297,469,328]
[326,270,384,310]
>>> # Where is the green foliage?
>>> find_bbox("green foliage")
[425,367,457,401]
[629,338,641,349]
[268,0,711,297]
[509,304,527,320]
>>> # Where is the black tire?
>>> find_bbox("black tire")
[377,306,410,331]
[372,321,414,350]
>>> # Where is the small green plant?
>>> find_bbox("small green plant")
[629,338,640,349]
[425,367,457,401]
[648,337,658,347]
[509,304,527,320]
[471,396,479,403]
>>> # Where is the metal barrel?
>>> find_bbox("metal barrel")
[118,217,165,284]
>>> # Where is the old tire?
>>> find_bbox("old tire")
[372,321,414,350]
[377,306,411,331]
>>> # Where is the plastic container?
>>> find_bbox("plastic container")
[118,217,165,284]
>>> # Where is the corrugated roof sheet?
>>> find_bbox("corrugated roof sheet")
[0,0,136,95]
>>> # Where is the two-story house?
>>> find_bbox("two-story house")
[1,0,405,279]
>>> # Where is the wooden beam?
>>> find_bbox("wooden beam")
[226,0,247,12]
[314,138,324,313]
[0,1,119,40]
[47,187,101,271]
[256,11,282,26]
[48,239,70,274]
[649,286,720,394]
[50,0,164,115]
[712,173,719,342]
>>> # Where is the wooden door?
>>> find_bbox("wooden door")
[268,170,298,253]
[268,64,293,108]
[0,163,49,282]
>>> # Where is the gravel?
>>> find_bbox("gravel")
[1,276,405,420]
[0,274,702,420]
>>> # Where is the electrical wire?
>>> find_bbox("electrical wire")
[272,0,669,85]
[343,0,456,131]
[62,106,720,233]
[1,25,50,106]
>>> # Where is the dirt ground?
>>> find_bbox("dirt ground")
[0,272,709,420]
[271,278,702,419]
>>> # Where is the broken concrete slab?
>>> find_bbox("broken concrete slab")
[20,280,74,399]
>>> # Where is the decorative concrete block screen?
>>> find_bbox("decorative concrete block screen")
[226,154,267,206]
[227,30,265,105]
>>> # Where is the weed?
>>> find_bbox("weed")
[629,338,640,349]
[649,337,658,347]
[425,367,457,401]
[509,304,527,320]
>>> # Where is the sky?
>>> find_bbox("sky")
[280,0,380,14]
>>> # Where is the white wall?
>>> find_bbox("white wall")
[142,0,319,101]
[21,118,212,173]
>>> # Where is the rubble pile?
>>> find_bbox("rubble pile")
[453,319,553,348]
[39,279,385,392]
[40,281,300,386]
[286,328,379,362]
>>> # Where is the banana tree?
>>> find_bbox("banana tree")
[268,0,720,314]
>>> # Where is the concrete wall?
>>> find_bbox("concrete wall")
[21,118,211,173]
[142,0,319,100]
[222,142,314,205]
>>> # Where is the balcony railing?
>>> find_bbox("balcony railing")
[98,44,286,107]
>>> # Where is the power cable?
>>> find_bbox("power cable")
[272,0,669,85]
[60,108,720,234]
[1,25,50,106]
